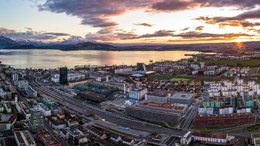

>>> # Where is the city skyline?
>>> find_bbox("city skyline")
[1,1,260,145]
[0,0,259,44]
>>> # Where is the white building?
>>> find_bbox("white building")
[207,78,260,98]
[38,103,51,117]
[198,107,213,115]
[180,131,192,145]
[237,107,251,113]
[192,132,227,145]
[192,70,199,75]
[51,73,86,83]
[219,107,234,115]
[129,88,147,100]
[204,70,216,76]
[190,64,200,70]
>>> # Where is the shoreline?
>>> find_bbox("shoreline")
[0,47,214,53]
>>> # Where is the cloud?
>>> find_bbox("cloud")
[219,21,260,28]
[85,29,175,41]
[84,27,137,42]
[85,31,137,42]
[44,32,70,36]
[0,27,16,34]
[151,0,259,12]
[25,27,33,31]
[39,0,154,28]
[36,0,260,45]
[85,29,251,43]
[96,29,113,34]
[174,31,251,38]
[23,0,260,43]
[135,30,175,39]
[195,8,260,28]
[61,35,85,44]
[6,31,70,41]
[168,31,253,43]
[0,27,70,41]
[181,27,190,31]
[135,23,153,27]
[247,28,260,33]
[39,0,260,29]
[167,37,234,43]
[195,26,204,31]
[152,0,200,12]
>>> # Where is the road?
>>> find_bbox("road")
[30,80,187,136]
[181,102,200,129]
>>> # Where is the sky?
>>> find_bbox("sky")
[0,0,260,44]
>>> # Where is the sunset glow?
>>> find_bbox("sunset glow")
[0,0,259,44]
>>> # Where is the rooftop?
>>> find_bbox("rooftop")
[193,131,227,139]
[171,92,193,99]
[37,129,60,145]
[140,101,186,111]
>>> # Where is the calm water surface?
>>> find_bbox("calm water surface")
[0,49,200,69]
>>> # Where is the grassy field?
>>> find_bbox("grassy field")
[234,123,260,133]
[148,75,234,82]
[202,77,222,82]
[204,59,260,67]
[194,125,234,131]
[203,77,235,82]
[257,68,260,74]
[147,75,172,80]
[171,75,195,81]
[148,75,194,81]
[246,124,260,132]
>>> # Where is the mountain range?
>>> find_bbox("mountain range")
[0,35,260,53]
[0,35,19,48]
[0,35,116,51]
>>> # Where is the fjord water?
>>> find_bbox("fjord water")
[0,49,200,69]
